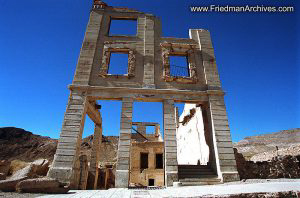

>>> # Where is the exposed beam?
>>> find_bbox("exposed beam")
[86,100,101,125]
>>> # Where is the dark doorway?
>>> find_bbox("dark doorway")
[156,153,163,169]
[148,179,155,186]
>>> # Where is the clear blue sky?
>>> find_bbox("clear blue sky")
[0,0,299,142]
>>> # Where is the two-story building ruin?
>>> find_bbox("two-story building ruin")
[47,0,239,188]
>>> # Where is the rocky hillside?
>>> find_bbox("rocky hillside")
[0,127,57,162]
[1,127,299,164]
[0,127,118,164]
[80,135,118,167]
[234,128,300,161]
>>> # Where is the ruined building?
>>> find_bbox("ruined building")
[130,122,164,187]
[47,0,240,188]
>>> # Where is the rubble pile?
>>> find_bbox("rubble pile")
[201,191,299,198]
[0,159,68,193]
[235,149,300,179]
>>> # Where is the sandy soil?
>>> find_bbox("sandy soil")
[0,192,43,198]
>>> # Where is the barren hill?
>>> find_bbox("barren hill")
[1,127,299,163]
[234,128,300,161]
[0,127,118,165]
[0,127,57,162]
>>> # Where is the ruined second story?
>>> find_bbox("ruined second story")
[131,122,162,142]
[71,1,222,92]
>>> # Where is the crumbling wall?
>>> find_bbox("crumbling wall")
[130,142,164,186]
[234,148,300,179]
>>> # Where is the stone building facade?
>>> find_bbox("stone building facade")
[130,122,164,187]
[47,0,239,188]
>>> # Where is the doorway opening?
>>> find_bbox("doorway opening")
[174,102,217,179]
[129,101,164,187]
[148,179,155,186]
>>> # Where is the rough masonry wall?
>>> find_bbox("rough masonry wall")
[88,11,146,88]
[49,4,240,188]
[130,142,164,186]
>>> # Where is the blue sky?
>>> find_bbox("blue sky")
[0,0,298,142]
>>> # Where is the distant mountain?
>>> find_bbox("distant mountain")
[234,128,300,161]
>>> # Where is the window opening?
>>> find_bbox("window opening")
[108,53,128,75]
[169,55,190,77]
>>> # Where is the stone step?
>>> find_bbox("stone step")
[178,165,211,169]
[179,175,216,179]
[179,173,215,177]
[178,169,214,173]
[179,177,222,186]
[178,165,217,180]
[178,169,213,173]
[179,174,217,179]
[178,172,216,177]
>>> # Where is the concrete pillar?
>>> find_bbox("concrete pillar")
[207,95,240,182]
[87,123,102,189]
[163,99,178,186]
[47,91,87,186]
[115,97,133,188]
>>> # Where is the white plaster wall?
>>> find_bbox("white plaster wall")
[176,104,209,165]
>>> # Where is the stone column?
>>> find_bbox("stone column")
[47,90,87,187]
[207,95,240,182]
[87,123,102,189]
[115,97,133,188]
[163,99,178,186]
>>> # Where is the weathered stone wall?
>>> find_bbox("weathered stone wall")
[235,149,300,179]
[48,1,239,188]
[82,8,219,91]
[130,142,164,186]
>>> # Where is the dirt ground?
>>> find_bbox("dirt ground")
[0,192,43,198]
